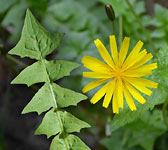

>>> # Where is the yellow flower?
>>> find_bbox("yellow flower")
[81,35,158,114]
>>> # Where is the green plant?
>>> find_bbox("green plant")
[1,1,168,149]
[8,9,90,150]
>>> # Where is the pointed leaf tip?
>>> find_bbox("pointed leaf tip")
[10,61,47,86]
[8,8,65,59]
[26,8,31,14]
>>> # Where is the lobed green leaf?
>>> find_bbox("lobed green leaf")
[45,60,80,81]
[50,134,90,150]
[9,9,90,149]
[8,9,64,60]
[11,61,47,86]
[22,83,87,115]
[35,109,90,138]
[12,60,80,87]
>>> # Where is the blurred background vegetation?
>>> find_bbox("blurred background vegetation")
[0,0,168,150]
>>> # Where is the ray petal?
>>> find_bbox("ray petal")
[122,49,147,71]
[110,35,118,64]
[130,77,158,89]
[122,83,136,111]
[124,80,146,104]
[131,53,153,69]
[90,82,110,104]
[124,77,152,96]
[83,72,114,78]
[103,79,116,108]
[119,37,130,66]
[112,87,119,114]
[123,40,144,67]
[94,39,115,69]
[116,78,124,108]
[82,78,109,93]
[133,63,157,72]
[123,63,157,77]
[82,56,112,73]
[122,70,152,77]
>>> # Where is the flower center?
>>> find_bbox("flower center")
[113,66,123,78]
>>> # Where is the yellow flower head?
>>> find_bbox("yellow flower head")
[82,35,158,114]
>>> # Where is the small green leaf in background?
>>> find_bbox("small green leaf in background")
[126,110,167,150]
[100,130,124,150]
[101,110,167,150]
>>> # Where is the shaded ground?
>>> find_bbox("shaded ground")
[0,59,50,149]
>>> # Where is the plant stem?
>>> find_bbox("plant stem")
[6,54,26,67]
[105,115,112,136]
[0,45,26,68]
[41,58,69,150]
[162,98,168,129]
[112,21,116,35]
[119,15,123,47]
[5,54,38,91]
[5,52,94,134]
[105,108,114,137]
[0,48,38,90]
[125,0,156,54]
[34,30,69,148]
[122,129,130,146]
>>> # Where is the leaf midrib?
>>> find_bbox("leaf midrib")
[28,12,70,148]
[40,58,69,150]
